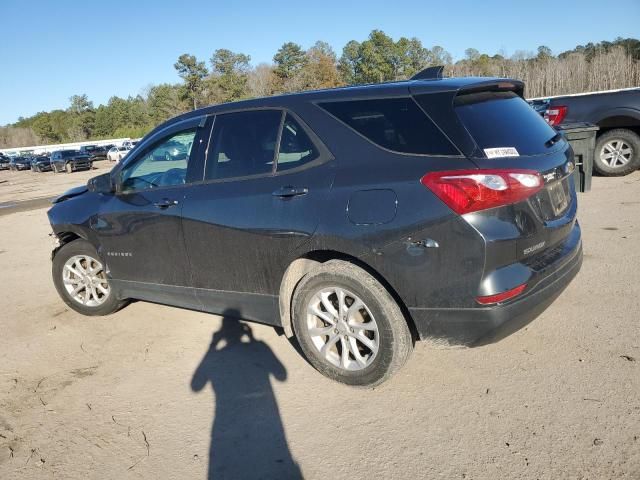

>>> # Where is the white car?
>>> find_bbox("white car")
[107,146,130,162]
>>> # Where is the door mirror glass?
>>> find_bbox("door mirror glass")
[87,172,114,194]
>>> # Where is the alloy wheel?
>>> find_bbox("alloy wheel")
[306,287,379,371]
[62,255,110,307]
[600,139,633,168]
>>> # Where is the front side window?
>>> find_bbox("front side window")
[276,114,318,172]
[319,97,459,156]
[204,110,281,181]
[120,129,196,192]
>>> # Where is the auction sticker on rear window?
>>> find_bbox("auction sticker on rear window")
[483,147,520,158]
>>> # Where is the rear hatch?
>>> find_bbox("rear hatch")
[413,81,579,297]
[453,88,574,222]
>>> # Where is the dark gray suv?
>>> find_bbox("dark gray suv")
[48,74,582,386]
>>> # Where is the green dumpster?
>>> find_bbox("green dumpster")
[556,122,599,192]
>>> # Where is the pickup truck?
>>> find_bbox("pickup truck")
[529,87,640,176]
[50,150,93,173]
[79,145,108,161]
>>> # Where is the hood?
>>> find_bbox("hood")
[52,185,88,204]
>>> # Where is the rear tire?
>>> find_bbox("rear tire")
[52,239,125,316]
[65,162,73,174]
[594,129,640,176]
[291,260,413,387]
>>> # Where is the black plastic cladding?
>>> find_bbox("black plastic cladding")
[48,76,582,345]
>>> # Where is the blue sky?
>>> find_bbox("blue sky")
[1,0,638,125]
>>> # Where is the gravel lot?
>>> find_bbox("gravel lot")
[0,168,639,479]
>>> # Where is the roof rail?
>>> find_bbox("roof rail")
[411,65,444,81]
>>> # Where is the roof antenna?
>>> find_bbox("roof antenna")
[411,65,444,81]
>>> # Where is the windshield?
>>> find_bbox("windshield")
[61,150,81,158]
[454,90,561,157]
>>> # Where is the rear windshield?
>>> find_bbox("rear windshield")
[319,97,459,156]
[454,91,560,157]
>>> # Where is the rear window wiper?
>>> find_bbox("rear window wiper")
[545,132,563,148]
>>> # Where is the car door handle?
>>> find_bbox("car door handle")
[154,198,179,209]
[272,186,309,198]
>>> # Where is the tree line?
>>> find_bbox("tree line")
[2,32,639,149]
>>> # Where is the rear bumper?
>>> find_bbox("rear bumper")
[409,237,583,346]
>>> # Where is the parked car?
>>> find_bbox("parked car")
[122,140,139,149]
[151,139,188,161]
[9,156,32,171]
[0,154,10,170]
[48,74,582,386]
[31,155,52,172]
[50,150,93,173]
[79,145,108,161]
[107,146,130,162]
[529,87,640,176]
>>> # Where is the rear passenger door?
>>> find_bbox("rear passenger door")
[181,109,335,324]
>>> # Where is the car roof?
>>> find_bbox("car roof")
[160,76,521,128]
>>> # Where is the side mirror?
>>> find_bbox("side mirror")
[87,172,114,194]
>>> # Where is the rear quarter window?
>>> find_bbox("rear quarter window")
[319,97,459,156]
[454,91,560,157]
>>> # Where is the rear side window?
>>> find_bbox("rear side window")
[319,97,458,156]
[276,114,318,172]
[205,110,281,180]
[453,91,560,157]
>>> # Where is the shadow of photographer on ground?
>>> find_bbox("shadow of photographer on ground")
[191,309,302,479]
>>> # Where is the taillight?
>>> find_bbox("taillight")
[421,169,543,215]
[476,283,527,305]
[544,105,567,126]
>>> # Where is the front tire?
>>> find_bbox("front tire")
[594,129,640,176]
[52,239,124,316]
[291,260,413,387]
[65,162,73,174]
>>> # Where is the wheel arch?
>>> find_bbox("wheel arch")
[278,249,416,340]
[595,109,640,133]
[51,229,88,259]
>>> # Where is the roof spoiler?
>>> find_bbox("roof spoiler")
[456,80,525,99]
[411,65,444,81]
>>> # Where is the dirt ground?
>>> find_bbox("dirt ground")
[0,162,113,215]
[0,167,639,479]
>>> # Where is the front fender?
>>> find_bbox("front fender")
[48,192,102,258]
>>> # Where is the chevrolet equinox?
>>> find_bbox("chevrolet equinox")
[48,73,583,386]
